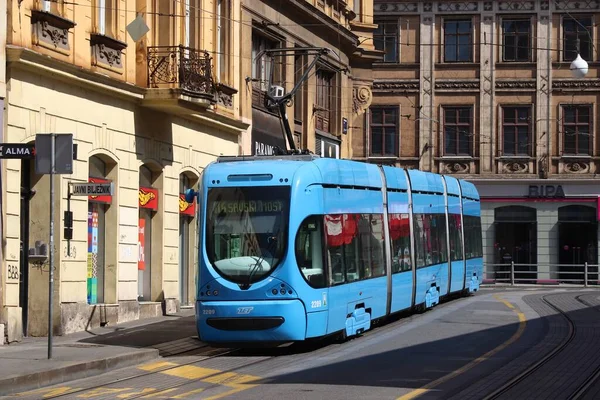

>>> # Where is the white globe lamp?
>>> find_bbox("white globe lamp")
[570,54,589,79]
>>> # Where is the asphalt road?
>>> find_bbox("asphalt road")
[9,288,600,400]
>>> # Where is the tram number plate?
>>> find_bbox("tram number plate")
[237,307,254,314]
[311,300,322,308]
[203,309,216,315]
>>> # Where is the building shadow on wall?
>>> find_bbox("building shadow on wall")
[133,106,174,167]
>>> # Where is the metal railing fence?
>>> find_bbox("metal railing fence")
[484,262,600,287]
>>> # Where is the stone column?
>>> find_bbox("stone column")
[480,14,494,173]
[536,4,553,279]
[419,7,434,172]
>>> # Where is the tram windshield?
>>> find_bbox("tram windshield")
[206,186,290,285]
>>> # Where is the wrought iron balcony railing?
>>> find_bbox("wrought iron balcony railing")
[147,45,214,100]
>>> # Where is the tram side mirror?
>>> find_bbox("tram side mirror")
[184,188,197,203]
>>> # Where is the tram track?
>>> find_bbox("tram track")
[483,293,600,400]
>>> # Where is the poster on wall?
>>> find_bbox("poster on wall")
[179,193,195,216]
[138,218,145,271]
[139,187,158,210]
[87,206,99,304]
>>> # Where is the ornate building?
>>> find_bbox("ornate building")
[362,0,600,281]
[239,0,380,159]
[1,0,247,342]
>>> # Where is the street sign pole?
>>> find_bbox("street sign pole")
[48,133,55,360]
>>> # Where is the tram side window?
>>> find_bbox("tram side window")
[448,214,463,261]
[324,214,385,285]
[295,216,326,288]
[464,216,483,259]
[413,214,429,268]
[389,214,411,273]
[414,213,447,268]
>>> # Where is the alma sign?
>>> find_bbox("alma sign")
[528,185,566,198]
[0,144,35,158]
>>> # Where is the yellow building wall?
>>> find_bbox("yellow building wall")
[4,66,238,336]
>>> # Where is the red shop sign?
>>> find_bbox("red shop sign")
[179,193,195,216]
[89,177,112,204]
[139,186,159,210]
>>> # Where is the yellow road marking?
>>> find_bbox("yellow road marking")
[140,388,178,398]
[116,388,158,398]
[162,365,222,380]
[171,388,206,398]
[77,387,132,398]
[15,387,81,398]
[138,361,179,371]
[396,295,527,400]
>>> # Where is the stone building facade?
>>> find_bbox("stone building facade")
[363,0,600,282]
[0,0,379,342]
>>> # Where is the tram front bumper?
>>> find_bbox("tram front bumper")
[196,299,307,342]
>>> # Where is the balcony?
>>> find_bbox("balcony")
[144,45,216,112]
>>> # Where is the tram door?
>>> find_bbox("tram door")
[558,205,598,283]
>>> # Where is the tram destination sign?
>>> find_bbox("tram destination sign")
[70,182,114,197]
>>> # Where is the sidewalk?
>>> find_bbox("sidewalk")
[0,308,200,396]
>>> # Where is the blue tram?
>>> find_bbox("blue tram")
[185,154,483,344]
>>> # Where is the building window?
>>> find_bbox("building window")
[374,20,399,62]
[443,106,472,155]
[502,106,531,156]
[502,18,531,62]
[315,68,335,133]
[216,0,230,82]
[97,0,116,37]
[370,107,399,157]
[183,0,200,50]
[563,16,592,62]
[562,105,592,155]
[251,30,280,104]
[444,19,472,62]
[43,0,63,14]
[353,0,361,20]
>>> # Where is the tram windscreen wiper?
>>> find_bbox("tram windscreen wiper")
[247,230,279,287]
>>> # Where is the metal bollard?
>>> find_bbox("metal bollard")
[510,261,515,286]
[584,262,588,287]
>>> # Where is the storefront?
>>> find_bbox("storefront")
[473,180,600,283]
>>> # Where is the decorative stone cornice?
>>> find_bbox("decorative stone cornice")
[498,1,535,11]
[373,80,419,92]
[438,1,478,12]
[435,80,479,91]
[90,33,127,70]
[553,79,600,90]
[554,1,600,11]
[496,80,536,90]
[373,2,418,13]
[502,161,529,173]
[31,10,76,54]
[215,82,237,108]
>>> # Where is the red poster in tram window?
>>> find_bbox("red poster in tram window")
[179,193,195,216]
[138,218,145,271]
[89,177,112,204]
[139,187,159,210]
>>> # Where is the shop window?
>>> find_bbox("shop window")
[88,156,109,304]
[179,173,197,306]
[324,214,385,285]
[494,206,535,281]
[558,206,597,282]
[139,165,159,301]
